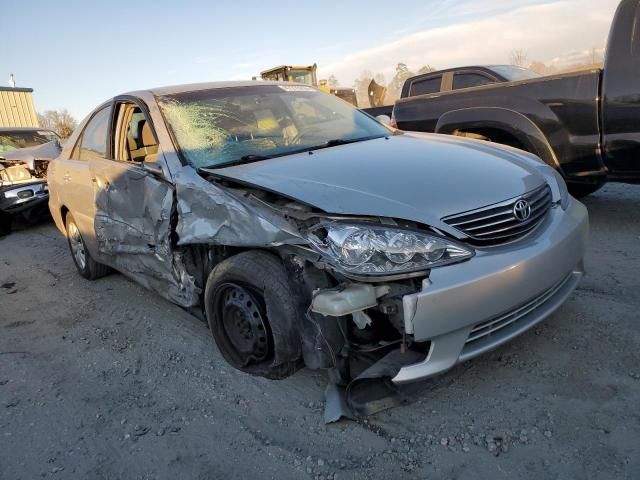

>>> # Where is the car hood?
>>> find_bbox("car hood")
[206,132,547,233]
[0,140,62,170]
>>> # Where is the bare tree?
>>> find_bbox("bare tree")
[37,109,78,139]
[327,75,339,89]
[374,73,386,85]
[386,63,415,102]
[416,65,436,75]
[509,49,529,67]
[353,70,375,108]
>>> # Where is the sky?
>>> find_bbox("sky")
[1,0,620,120]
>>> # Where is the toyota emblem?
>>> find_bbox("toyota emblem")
[513,199,532,221]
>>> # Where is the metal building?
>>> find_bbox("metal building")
[0,87,40,128]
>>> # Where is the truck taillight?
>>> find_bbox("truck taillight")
[390,118,398,129]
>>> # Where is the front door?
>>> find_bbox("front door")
[89,100,175,284]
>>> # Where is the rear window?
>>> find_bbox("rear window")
[409,77,441,96]
[453,73,496,90]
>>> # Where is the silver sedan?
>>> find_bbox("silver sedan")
[47,81,588,394]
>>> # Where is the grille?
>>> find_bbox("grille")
[442,185,553,246]
[465,273,573,347]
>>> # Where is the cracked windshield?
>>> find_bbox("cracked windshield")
[158,85,388,168]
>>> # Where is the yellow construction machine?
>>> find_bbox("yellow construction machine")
[259,64,358,107]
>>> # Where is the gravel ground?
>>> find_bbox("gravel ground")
[1,183,639,480]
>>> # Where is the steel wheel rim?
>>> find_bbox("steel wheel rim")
[215,283,271,366]
[68,221,86,270]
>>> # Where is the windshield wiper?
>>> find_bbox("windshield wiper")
[270,135,386,157]
[200,154,273,170]
[323,136,383,147]
[199,135,386,170]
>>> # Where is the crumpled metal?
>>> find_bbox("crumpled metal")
[93,165,305,307]
[94,163,198,307]
[174,166,304,247]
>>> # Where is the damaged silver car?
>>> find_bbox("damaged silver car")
[1,128,61,232]
[48,82,588,406]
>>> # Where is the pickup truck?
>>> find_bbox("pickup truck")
[366,0,640,197]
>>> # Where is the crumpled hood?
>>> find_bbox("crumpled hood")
[0,140,62,170]
[207,132,547,233]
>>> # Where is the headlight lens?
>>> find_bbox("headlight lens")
[308,224,474,277]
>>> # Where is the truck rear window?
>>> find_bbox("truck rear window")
[452,73,496,90]
[409,77,441,96]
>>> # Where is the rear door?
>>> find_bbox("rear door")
[88,98,175,279]
[60,105,112,252]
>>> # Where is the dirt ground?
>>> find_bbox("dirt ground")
[1,183,639,480]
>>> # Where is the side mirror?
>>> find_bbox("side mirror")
[376,114,392,126]
[142,161,165,179]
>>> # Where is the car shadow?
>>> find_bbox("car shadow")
[0,211,52,238]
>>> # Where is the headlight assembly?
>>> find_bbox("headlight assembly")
[307,223,474,277]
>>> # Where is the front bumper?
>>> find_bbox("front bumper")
[393,197,588,383]
[0,181,49,214]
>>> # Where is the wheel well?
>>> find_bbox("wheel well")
[60,206,69,227]
[453,128,526,151]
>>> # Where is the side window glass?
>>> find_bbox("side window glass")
[115,103,158,163]
[453,73,496,90]
[78,107,110,161]
[69,136,82,160]
[409,77,441,96]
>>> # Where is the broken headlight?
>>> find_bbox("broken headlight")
[308,224,474,277]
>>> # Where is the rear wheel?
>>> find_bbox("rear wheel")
[66,213,111,280]
[204,251,303,379]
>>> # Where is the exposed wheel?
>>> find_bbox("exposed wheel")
[204,251,303,379]
[568,182,605,199]
[66,212,111,280]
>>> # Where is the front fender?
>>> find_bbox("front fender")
[435,107,564,175]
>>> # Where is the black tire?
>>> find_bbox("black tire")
[568,182,605,199]
[65,212,111,280]
[0,211,12,236]
[204,251,303,380]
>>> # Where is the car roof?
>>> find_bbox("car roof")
[127,80,301,97]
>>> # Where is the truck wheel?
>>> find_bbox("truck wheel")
[204,251,303,380]
[568,182,605,199]
[66,212,111,280]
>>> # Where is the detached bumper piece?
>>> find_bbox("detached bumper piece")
[324,349,427,423]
